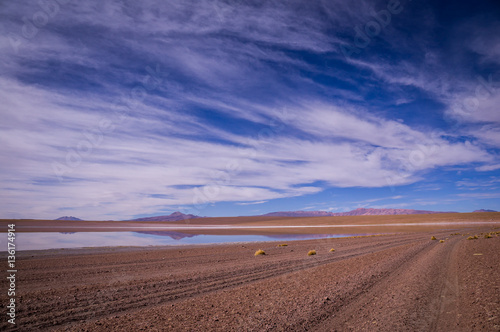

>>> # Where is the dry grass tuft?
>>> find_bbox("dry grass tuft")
[439,240,445,243]
[329,248,335,252]
[467,235,479,240]
[431,236,437,240]
[484,234,492,239]
[254,249,266,256]
[307,250,316,256]
[277,244,288,247]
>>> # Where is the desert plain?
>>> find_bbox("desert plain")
[1,212,499,331]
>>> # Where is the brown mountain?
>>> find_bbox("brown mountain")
[129,212,200,222]
[263,208,456,217]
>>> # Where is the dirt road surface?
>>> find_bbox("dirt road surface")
[1,227,499,331]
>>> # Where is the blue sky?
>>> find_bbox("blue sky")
[1,0,499,220]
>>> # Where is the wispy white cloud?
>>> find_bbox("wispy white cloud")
[414,183,442,191]
[1,0,499,219]
[476,163,500,172]
[456,177,500,191]
[457,192,500,199]
[235,200,268,206]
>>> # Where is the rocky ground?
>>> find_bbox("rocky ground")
[1,227,499,331]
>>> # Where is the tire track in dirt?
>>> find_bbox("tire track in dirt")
[16,228,494,332]
[11,236,426,330]
[311,236,462,331]
[286,239,433,331]
[430,237,460,331]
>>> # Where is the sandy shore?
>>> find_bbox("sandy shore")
[1,226,499,331]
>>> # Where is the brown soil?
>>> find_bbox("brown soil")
[1,227,499,331]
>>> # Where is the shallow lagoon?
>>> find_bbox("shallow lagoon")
[8,232,369,251]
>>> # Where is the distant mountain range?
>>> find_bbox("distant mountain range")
[129,211,200,222]
[55,208,496,222]
[55,216,83,221]
[262,208,457,217]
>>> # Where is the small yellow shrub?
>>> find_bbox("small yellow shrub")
[277,244,288,247]
[439,240,445,243]
[329,248,335,252]
[307,250,316,256]
[254,249,266,256]
[431,236,437,240]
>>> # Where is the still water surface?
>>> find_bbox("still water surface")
[7,232,370,251]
